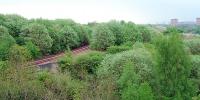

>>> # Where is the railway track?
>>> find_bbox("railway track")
[34,45,89,66]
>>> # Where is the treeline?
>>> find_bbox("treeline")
[0,14,91,60]
[0,14,159,60]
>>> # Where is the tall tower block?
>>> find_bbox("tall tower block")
[170,19,178,26]
[196,18,200,25]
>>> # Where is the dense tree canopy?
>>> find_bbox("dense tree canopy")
[91,24,116,50]
[21,23,53,54]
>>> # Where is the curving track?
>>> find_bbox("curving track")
[34,45,89,66]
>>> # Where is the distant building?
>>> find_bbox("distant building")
[196,18,200,25]
[170,19,178,26]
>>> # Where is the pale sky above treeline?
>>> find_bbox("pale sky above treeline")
[0,0,200,24]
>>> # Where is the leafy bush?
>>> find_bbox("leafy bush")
[0,26,16,60]
[190,55,200,94]
[91,24,115,50]
[24,41,41,59]
[191,55,200,78]
[0,80,48,100]
[185,38,200,55]
[8,44,32,67]
[73,51,105,75]
[58,51,105,79]
[106,20,124,45]
[58,52,73,73]
[21,23,53,54]
[0,61,7,71]
[107,45,132,54]
[59,26,80,49]
[36,71,87,100]
[118,63,154,100]
[121,22,140,43]
[97,45,155,99]
[3,14,27,37]
[153,32,195,99]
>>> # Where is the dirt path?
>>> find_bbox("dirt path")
[34,45,89,66]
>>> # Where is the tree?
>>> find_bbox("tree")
[91,24,115,50]
[121,22,141,43]
[59,26,80,49]
[3,14,27,37]
[21,23,53,54]
[153,31,195,99]
[0,26,16,60]
[107,20,124,45]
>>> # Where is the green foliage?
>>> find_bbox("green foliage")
[2,14,27,37]
[121,22,140,43]
[91,24,115,50]
[36,71,86,100]
[0,26,16,60]
[138,25,152,42]
[118,65,155,100]
[190,55,200,95]
[185,38,200,55]
[153,32,195,99]
[97,45,155,99]
[107,45,132,54]
[58,52,73,73]
[163,27,183,35]
[8,44,32,68]
[0,61,8,71]
[107,20,124,45]
[74,51,105,75]
[71,24,90,46]
[24,41,41,59]
[0,80,48,100]
[21,23,53,54]
[58,51,105,79]
[59,26,80,49]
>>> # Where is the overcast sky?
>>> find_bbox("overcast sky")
[0,0,200,24]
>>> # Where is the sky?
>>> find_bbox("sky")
[0,0,200,24]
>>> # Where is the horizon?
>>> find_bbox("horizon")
[0,0,200,24]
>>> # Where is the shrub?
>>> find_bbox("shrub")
[138,25,152,42]
[0,61,8,71]
[58,52,73,73]
[106,20,124,45]
[107,45,132,54]
[74,51,105,75]
[59,26,80,49]
[91,24,115,50]
[185,38,200,55]
[0,80,48,100]
[24,41,41,59]
[36,71,86,100]
[97,45,155,99]
[153,32,195,99]
[118,63,154,100]
[8,44,32,68]
[190,55,200,94]
[0,26,16,60]
[121,22,140,43]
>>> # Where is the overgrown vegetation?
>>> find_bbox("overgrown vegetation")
[0,14,200,100]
